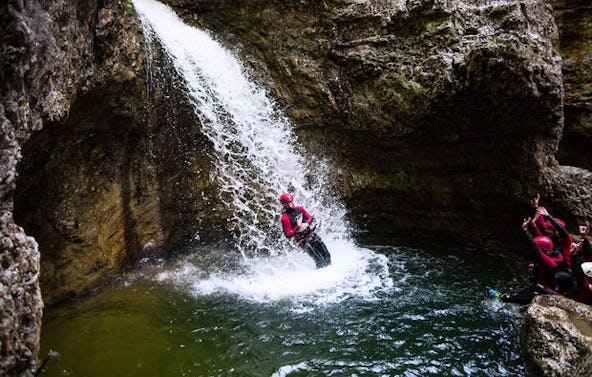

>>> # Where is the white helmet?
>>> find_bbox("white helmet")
[582,262,592,278]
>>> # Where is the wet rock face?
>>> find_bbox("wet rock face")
[552,0,592,171]
[164,0,576,250]
[1,0,147,375]
[521,295,592,377]
[0,213,41,377]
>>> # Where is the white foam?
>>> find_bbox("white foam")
[156,241,392,306]
[134,0,393,305]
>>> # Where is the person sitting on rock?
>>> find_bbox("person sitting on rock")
[522,216,574,297]
[534,207,573,268]
[526,195,570,255]
[574,262,592,305]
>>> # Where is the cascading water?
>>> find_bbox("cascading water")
[132,0,391,303]
[135,0,342,254]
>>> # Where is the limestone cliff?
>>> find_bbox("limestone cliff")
[1,0,148,375]
[552,0,592,171]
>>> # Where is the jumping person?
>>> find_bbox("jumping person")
[279,192,331,268]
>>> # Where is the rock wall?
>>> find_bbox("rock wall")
[164,0,592,251]
[2,0,236,371]
[2,0,153,375]
[552,0,592,171]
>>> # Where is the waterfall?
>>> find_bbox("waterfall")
[133,0,349,258]
[132,0,391,304]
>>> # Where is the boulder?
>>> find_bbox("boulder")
[522,295,592,376]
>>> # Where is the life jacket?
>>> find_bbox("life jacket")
[285,207,303,227]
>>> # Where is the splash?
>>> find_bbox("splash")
[155,239,392,306]
[133,0,392,303]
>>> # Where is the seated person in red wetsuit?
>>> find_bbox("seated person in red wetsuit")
[575,262,592,305]
[279,192,331,268]
[526,197,570,257]
[522,216,574,296]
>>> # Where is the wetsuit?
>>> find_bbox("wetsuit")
[281,206,313,245]
[571,238,592,304]
[574,277,592,305]
[281,206,331,268]
[546,215,573,268]
[524,230,574,296]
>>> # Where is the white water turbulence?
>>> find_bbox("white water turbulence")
[133,0,392,304]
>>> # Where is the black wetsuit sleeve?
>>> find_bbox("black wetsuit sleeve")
[582,239,592,260]
[572,253,585,284]
[546,215,568,239]
[524,230,541,258]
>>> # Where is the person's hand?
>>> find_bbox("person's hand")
[296,214,303,226]
[299,222,309,232]
[571,240,583,255]
[522,217,532,231]
[537,207,549,217]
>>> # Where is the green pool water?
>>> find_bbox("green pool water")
[39,244,528,376]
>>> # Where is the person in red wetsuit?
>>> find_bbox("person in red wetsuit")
[279,192,331,268]
[570,223,592,304]
[522,216,575,297]
[575,262,592,305]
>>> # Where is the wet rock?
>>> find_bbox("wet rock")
[0,211,41,377]
[522,295,592,377]
[551,0,592,171]
[1,0,149,375]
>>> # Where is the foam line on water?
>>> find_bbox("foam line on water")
[155,241,393,306]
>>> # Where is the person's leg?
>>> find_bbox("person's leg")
[309,236,331,267]
[303,242,324,267]
[501,286,538,304]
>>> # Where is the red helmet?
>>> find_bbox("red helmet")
[534,236,554,252]
[279,192,294,204]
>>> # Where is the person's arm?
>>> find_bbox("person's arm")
[296,206,314,225]
[548,215,573,266]
[547,215,569,239]
[582,239,592,260]
[281,214,299,238]
[523,218,541,259]
[528,215,543,237]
